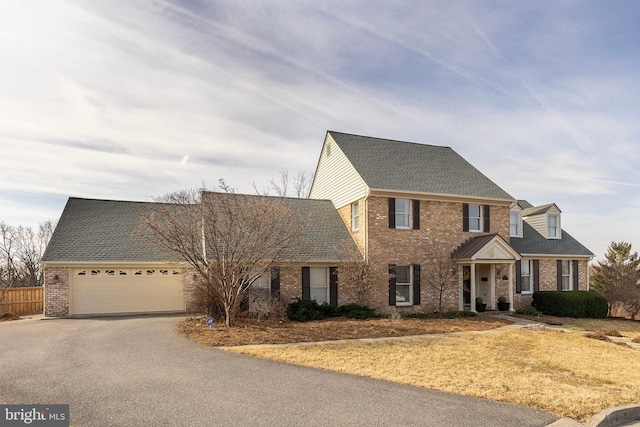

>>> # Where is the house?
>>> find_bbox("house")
[42,131,593,317]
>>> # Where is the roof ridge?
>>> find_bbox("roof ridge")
[328,130,453,150]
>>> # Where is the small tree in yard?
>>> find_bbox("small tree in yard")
[423,247,458,313]
[591,241,640,319]
[337,241,374,306]
[138,184,307,327]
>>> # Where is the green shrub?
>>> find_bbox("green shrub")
[532,291,608,318]
[287,298,326,322]
[408,311,477,320]
[336,303,379,320]
[287,300,378,322]
[516,308,542,316]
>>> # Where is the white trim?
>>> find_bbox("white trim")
[351,201,360,231]
[395,265,413,306]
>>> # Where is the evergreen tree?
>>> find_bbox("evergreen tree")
[591,241,640,318]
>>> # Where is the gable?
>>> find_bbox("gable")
[327,131,514,201]
[453,234,520,262]
[309,133,368,208]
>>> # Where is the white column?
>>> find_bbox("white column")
[508,262,515,312]
[470,263,477,312]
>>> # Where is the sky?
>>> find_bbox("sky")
[1,0,640,261]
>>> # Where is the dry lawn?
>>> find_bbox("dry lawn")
[176,316,509,347]
[227,325,640,422]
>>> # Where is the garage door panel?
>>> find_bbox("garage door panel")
[71,267,185,315]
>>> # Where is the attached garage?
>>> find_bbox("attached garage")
[70,267,185,315]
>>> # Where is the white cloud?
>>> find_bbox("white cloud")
[1,0,639,259]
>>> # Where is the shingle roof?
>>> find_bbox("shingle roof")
[42,196,359,264]
[200,192,359,261]
[328,131,514,201]
[522,203,558,217]
[42,198,185,263]
[509,222,593,257]
[452,234,501,259]
[278,197,359,261]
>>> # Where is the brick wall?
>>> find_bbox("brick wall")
[44,266,69,317]
[513,258,591,310]
[356,196,513,313]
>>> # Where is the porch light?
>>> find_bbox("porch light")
[53,275,59,282]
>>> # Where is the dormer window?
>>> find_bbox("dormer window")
[548,214,560,238]
[510,209,522,238]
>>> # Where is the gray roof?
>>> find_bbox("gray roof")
[42,198,185,263]
[509,222,593,257]
[43,196,359,264]
[277,196,360,261]
[200,192,359,262]
[522,203,558,217]
[329,131,514,201]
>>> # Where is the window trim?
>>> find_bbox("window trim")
[548,214,560,239]
[520,260,532,294]
[510,210,522,238]
[351,201,360,231]
[468,204,482,232]
[395,199,412,230]
[561,260,572,291]
[395,265,413,306]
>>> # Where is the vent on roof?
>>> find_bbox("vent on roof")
[326,141,331,157]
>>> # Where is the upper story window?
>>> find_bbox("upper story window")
[548,214,560,238]
[395,199,411,229]
[510,210,522,237]
[351,201,360,231]
[469,205,482,232]
[388,198,420,230]
[463,203,489,233]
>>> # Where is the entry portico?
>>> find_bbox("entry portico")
[453,234,521,312]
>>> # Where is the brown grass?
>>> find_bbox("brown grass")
[176,316,509,347]
[0,312,20,322]
[228,327,640,422]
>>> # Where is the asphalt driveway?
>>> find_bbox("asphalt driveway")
[0,315,556,426]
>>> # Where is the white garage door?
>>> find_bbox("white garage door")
[71,267,185,315]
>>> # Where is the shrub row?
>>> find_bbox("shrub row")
[532,291,608,318]
[287,299,379,322]
[407,311,477,320]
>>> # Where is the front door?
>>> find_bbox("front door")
[476,264,491,305]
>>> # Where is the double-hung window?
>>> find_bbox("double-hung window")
[468,205,482,232]
[510,212,520,237]
[561,260,572,291]
[395,199,411,229]
[521,260,532,293]
[395,265,412,306]
[351,201,360,231]
[548,214,559,238]
[463,203,489,233]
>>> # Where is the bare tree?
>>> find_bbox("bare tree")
[423,247,458,313]
[0,221,55,311]
[260,168,313,198]
[138,185,307,327]
[337,241,373,306]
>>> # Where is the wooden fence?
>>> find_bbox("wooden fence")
[0,287,43,315]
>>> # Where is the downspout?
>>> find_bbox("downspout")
[363,188,370,261]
